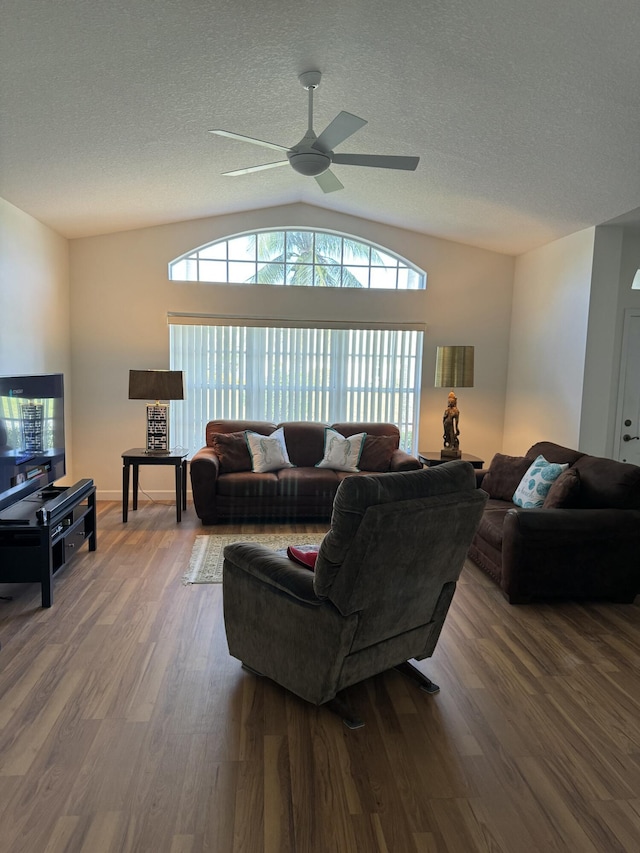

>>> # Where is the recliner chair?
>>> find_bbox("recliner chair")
[222,461,487,726]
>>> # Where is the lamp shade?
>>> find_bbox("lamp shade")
[128,370,184,401]
[434,346,474,388]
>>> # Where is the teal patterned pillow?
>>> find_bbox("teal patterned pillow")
[513,454,569,508]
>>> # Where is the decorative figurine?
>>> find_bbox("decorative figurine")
[442,391,461,458]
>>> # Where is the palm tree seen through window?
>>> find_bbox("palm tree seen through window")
[169,229,425,289]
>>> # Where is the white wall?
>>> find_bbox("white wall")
[502,227,595,455]
[0,197,73,479]
[69,203,515,499]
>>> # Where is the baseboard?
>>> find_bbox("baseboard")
[97,489,192,502]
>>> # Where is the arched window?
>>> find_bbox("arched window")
[169,228,426,290]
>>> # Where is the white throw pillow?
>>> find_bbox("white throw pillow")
[316,428,366,473]
[245,427,294,473]
[512,454,569,508]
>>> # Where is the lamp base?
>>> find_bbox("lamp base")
[440,448,461,459]
[146,403,170,453]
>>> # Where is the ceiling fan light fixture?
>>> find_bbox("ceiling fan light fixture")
[288,151,331,177]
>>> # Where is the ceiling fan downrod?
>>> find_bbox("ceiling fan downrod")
[299,70,321,134]
[289,71,331,177]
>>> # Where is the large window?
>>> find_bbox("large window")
[169,229,425,290]
[169,319,423,453]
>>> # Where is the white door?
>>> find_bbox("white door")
[614,309,640,465]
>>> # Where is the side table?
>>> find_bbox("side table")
[122,447,189,523]
[419,451,485,469]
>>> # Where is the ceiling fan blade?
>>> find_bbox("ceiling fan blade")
[313,112,367,153]
[209,129,290,152]
[223,161,289,176]
[332,153,420,171]
[315,170,344,193]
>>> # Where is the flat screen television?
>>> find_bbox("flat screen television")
[0,373,66,514]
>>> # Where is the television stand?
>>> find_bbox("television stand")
[0,479,96,607]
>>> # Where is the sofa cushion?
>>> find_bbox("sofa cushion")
[206,419,275,446]
[277,422,327,467]
[216,470,279,497]
[332,421,400,440]
[316,428,366,472]
[481,453,533,501]
[246,427,294,473]
[572,454,640,509]
[543,467,581,508]
[210,431,252,473]
[358,434,398,471]
[527,441,585,466]
[276,467,340,496]
[513,455,568,508]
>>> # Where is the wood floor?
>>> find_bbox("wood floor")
[0,500,639,853]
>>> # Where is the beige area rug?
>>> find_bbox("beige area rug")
[182,533,325,584]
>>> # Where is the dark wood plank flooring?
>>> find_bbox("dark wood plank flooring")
[0,500,638,852]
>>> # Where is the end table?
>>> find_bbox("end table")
[418,451,485,469]
[122,447,189,523]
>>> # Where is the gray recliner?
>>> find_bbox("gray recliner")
[222,461,487,725]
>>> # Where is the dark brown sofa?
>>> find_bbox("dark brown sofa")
[468,441,640,604]
[190,420,421,524]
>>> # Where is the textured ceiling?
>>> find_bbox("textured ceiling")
[1,0,639,255]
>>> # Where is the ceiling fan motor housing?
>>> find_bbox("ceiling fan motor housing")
[287,150,331,177]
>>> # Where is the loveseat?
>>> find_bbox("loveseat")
[468,441,640,604]
[190,419,421,524]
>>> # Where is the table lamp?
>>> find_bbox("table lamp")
[434,346,474,458]
[128,369,184,454]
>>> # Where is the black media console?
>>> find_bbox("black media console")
[0,479,96,607]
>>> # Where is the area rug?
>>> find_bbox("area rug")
[182,533,325,584]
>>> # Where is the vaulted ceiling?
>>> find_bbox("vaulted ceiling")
[1,0,639,255]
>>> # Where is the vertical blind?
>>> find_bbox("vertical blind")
[169,318,423,454]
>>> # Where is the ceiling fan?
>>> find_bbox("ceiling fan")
[209,71,420,194]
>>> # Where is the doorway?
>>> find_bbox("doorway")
[614,309,640,465]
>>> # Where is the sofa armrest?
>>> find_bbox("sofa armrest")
[222,542,358,705]
[190,446,221,473]
[389,449,421,471]
[189,447,221,524]
[475,469,489,488]
[504,506,640,538]
[223,542,321,604]
[501,507,640,603]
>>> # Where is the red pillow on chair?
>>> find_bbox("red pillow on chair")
[287,545,319,570]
